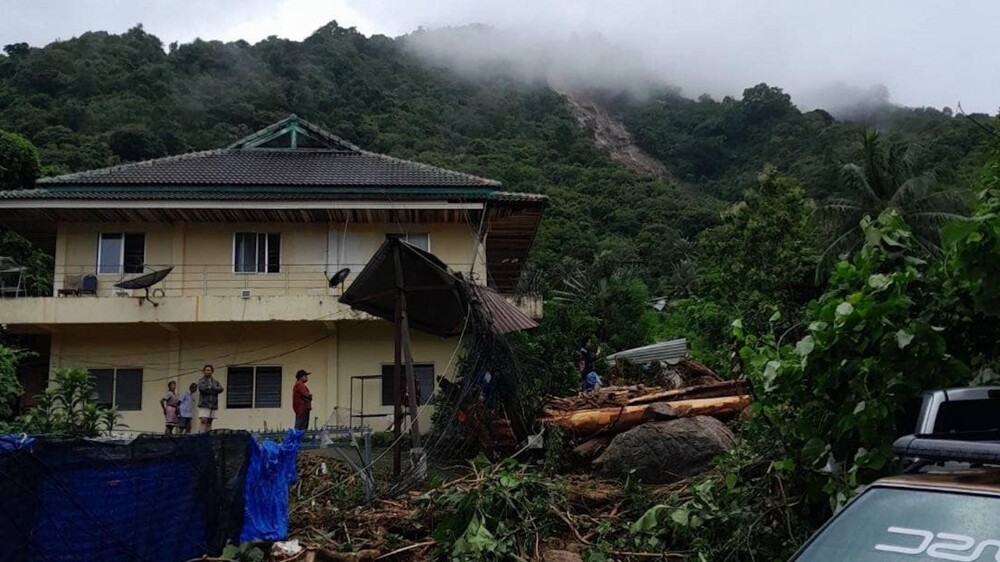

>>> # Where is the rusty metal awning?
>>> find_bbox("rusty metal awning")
[339,237,467,337]
[340,237,538,337]
[470,285,538,334]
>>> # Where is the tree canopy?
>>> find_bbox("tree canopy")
[0,130,40,189]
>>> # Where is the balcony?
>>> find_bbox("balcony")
[0,263,542,328]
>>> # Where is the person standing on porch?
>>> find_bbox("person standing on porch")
[197,364,223,433]
[292,369,312,431]
[177,382,197,434]
[160,381,180,435]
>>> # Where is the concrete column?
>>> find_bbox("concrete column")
[172,224,186,296]
[166,326,180,383]
[48,329,62,384]
[325,323,339,426]
[52,224,68,296]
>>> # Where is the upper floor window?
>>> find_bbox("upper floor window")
[98,233,145,274]
[386,232,430,252]
[234,233,281,273]
[88,368,143,411]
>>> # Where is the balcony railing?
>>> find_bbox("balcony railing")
[49,262,487,299]
[0,262,542,326]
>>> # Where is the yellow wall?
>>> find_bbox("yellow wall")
[51,320,459,434]
[44,219,487,434]
[57,222,487,297]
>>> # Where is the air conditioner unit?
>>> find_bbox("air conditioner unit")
[240,289,252,299]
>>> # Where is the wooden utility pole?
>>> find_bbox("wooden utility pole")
[391,244,422,479]
[392,289,403,478]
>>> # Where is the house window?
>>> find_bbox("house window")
[88,368,143,411]
[381,363,434,406]
[234,233,281,273]
[226,366,282,408]
[97,233,145,274]
[386,232,430,252]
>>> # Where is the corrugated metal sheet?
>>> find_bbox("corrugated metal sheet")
[470,284,538,334]
[605,338,688,365]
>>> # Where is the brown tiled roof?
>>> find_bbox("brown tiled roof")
[0,187,545,202]
[36,114,501,189]
[37,149,500,188]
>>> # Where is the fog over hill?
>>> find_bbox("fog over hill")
[403,24,914,120]
[3,1,997,116]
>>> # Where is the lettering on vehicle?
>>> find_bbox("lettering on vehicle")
[876,527,1000,560]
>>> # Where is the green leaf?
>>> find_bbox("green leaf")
[762,360,781,390]
[895,329,915,349]
[853,400,866,414]
[670,508,690,527]
[867,273,891,290]
[941,218,979,248]
[769,310,781,323]
[836,302,854,317]
[452,513,499,555]
[631,505,668,533]
[794,335,815,357]
[725,473,738,491]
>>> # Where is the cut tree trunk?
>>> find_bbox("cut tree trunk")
[541,395,750,436]
[627,380,747,405]
[676,359,722,384]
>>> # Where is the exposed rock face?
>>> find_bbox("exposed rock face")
[593,416,735,483]
[556,88,670,179]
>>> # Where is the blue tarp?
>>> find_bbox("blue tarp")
[240,428,303,542]
[0,431,250,562]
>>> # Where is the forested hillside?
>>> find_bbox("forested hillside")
[0,22,991,295]
[4,20,1000,560]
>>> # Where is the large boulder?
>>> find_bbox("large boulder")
[593,416,735,483]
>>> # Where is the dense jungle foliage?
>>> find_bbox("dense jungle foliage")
[2,21,1000,560]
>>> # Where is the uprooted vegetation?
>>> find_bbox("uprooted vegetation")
[280,358,753,561]
[286,452,697,562]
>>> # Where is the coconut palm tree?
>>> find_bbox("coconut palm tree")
[817,130,968,267]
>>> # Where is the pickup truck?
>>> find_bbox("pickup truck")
[790,387,1000,561]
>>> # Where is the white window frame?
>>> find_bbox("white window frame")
[88,367,143,411]
[386,232,431,252]
[97,232,145,275]
[225,365,282,409]
[232,232,281,274]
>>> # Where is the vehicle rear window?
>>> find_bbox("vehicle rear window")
[794,487,1000,561]
[934,399,1000,433]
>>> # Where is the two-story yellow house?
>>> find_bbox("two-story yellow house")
[0,116,545,433]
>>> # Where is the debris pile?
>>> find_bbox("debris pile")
[539,361,750,482]
[285,453,689,561]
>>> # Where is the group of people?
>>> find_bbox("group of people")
[160,364,225,435]
[159,365,314,435]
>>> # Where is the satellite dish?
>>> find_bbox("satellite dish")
[328,267,350,290]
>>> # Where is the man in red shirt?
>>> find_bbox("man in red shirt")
[292,369,312,431]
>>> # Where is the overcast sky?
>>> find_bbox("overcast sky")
[2,0,997,113]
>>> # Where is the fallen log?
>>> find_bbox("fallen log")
[541,395,750,436]
[627,380,746,405]
[545,385,653,411]
[675,359,722,384]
